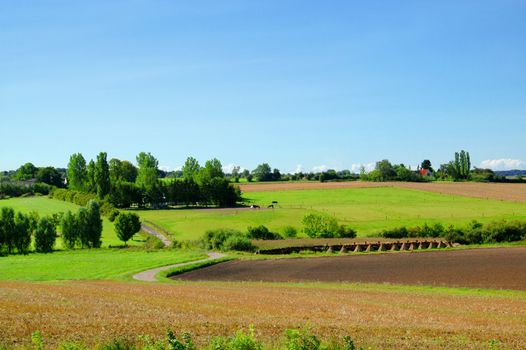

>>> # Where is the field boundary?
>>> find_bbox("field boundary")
[132,252,227,282]
[158,256,234,281]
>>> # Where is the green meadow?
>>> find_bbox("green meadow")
[0,249,205,281]
[135,187,526,241]
[0,196,133,247]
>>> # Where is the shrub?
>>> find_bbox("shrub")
[222,234,256,252]
[202,228,255,252]
[246,225,282,240]
[14,212,31,254]
[282,226,298,238]
[302,213,355,238]
[285,328,321,350]
[337,225,357,238]
[208,327,262,350]
[167,330,195,350]
[61,211,80,249]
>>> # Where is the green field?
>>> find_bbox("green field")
[0,197,137,247]
[0,249,205,281]
[135,187,526,241]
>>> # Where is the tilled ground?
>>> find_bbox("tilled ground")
[239,181,526,202]
[1,279,526,349]
[175,247,526,290]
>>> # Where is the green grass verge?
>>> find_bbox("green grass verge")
[0,248,206,281]
[134,187,526,241]
[156,256,234,281]
[0,196,140,247]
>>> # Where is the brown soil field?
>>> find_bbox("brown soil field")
[239,181,526,202]
[175,247,526,290]
[1,280,526,349]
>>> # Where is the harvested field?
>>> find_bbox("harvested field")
[239,181,526,202]
[1,280,526,349]
[175,247,526,290]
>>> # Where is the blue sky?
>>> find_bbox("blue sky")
[1,0,525,172]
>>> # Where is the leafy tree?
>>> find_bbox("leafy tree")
[14,163,38,181]
[34,217,56,253]
[231,166,241,182]
[86,160,96,193]
[421,159,434,171]
[302,213,339,238]
[114,212,141,245]
[85,200,102,248]
[61,211,79,249]
[0,207,16,253]
[109,181,142,208]
[14,212,31,254]
[136,152,159,189]
[182,157,200,180]
[394,164,419,181]
[375,160,396,181]
[110,159,138,183]
[447,150,471,180]
[36,167,63,187]
[67,153,88,191]
[197,158,224,185]
[94,152,111,199]
[252,163,272,181]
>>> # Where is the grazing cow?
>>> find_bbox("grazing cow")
[250,205,260,209]
[267,204,274,208]
[272,201,278,204]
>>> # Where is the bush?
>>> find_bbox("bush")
[222,235,256,252]
[302,213,355,238]
[208,327,262,350]
[202,228,255,252]
[337,225,357,238]
[246,225,282,240]
[282,226,298,238]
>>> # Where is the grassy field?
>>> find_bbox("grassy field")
[0,249,205,281]
[0,196,138,247]
[135,187,526,241]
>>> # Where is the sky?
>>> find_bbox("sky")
[1,0,525,173]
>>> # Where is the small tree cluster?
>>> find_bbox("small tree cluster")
[60,200,103,249]
[0,207,36,255]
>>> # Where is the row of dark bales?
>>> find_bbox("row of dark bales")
[257,240,454,255]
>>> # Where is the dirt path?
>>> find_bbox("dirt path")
[132,252,227,282]
[174,247,526,290]
[141,223,172,247]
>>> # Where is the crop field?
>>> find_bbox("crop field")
[0,197,132,247]
[239,181,526,202]
[175,247,526,290]
[135,187,526,241]
[0,249,205,281]
[1,280,525,349]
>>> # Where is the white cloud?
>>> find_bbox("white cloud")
[351,163,375,173]
[479,159,526,171]
[293,164,303,174]
[312,165,329,172]
[159,165,173,172]
[222,163,245,173]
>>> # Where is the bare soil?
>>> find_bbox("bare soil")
[239,181,526,202]
[174,247,526,290]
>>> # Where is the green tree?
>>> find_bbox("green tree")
[136,152,159,189]
[197,158,224,184]
[421,159,434,171]
[36,167,63,187]
[114,212,141,245]
[0,207,16,253]
[67,153,88,191]
[61,211,79,249]
[252,163,272,181]
[375,159,396,181]
[182,157,201,180]
[34,217,56,253]
[14,212,31,254]
[86,160,96,193]
[94,152,111,199]
[110,159,138,184]
[14,163,38,181]
[86,200,102,248]
[447,150,471,180]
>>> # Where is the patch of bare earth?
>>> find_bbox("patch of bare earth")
[1,280,526,349]
[239,181,526,202]
[175,247,526,291]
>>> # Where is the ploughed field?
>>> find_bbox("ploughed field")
[175,247,526,290]
[2,279,526,349]
[239,181,526,202]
